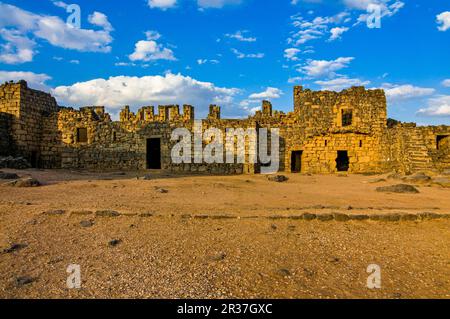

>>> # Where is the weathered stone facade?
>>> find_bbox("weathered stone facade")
[1,80,449,174]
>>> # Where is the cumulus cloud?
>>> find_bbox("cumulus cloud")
[51,73,241,117]
[231,48,264,59]
[147,0,177,10]
[315,77,370,91]
[197,59,220,65]
[417,96,450,117]
[298,57,354,78]
[288,11,350,46]
[284,48,301,61]
[248,87,283,100]
[437,12,450,31]
[0,70,51,91]
[0,3,113,64]
[197,0,242,9]
[382,84,435,101]
[239,87,283,114]
[442,79,450,87]
[0,29,36,64]
[329,27,349,41]
[88,12,114,32]
[225,30,256,42]
[129,31,176,62]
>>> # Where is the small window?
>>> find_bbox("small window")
[325,140,328,147]
[77,128,88,143]
[112,131,117,142]
[359,140,363,148]
[341,109,353,127]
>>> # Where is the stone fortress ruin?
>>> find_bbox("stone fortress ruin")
[0,80,449,174]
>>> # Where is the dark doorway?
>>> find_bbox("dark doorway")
[336,151,349,172]
[146,138,161,169]
[30,151,38,168]
[291,151,303,173]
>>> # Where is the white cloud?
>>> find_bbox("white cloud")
[52,1,69,9]
[383,84,435,101]
[329,27,349,41]
[437,12,450,32]
[417,96,450,117]
[298,57,354,78]
[197,59,220,65]
[145,31,162,41]
[0,3,113,64]
[288,76,303,84]
[239,87,282,114]
[0,29,36,64]
[231,48,264,59]
[289,12,350,46]
[315,77,370,91]
[197,0,242,9]
[225,30,256,42]
[284,48,301,61]
[129,31,176,62]
[51,73,241,117]
[442,79,450,87]
[248,87,283,100]
[0,70,51,91]
[88,12,113,32]
[147,0,177,10]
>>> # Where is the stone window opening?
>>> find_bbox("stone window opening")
[76,128,88,143]
[112,131,117,142]
[341,109,353,127]
[325,140,328,147]
[437,135,449,150]
[359,140,363,148]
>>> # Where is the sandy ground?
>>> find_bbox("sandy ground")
[0,169,449,299]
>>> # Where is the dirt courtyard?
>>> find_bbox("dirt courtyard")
[0,169,449,298]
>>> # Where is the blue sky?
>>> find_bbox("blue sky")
[0,0,449,124]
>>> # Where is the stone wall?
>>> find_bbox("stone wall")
[0,81,58,166]
[0,81,449,174]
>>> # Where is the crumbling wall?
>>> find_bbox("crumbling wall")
[0,81,58,165]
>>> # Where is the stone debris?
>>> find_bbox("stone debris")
[108,239,122,247]
[43,210,65,216]
[376,184,420,194]
[431,177,450,188]
[15,276,35,287]
[0,157,31,170]
[2,243,28,254]
[95,210,121,217]
[80,220,94,228]
[402,172,432,184]
[6,177,41,187]
[207,252,226,262]
[267,175,288,183]
[0,171,19,179]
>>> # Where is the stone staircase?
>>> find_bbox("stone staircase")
[403,129,434,172]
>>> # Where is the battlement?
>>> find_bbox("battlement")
[120,104,195,123]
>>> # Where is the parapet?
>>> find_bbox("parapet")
[120,104,195,123]
[208,105,221,120]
